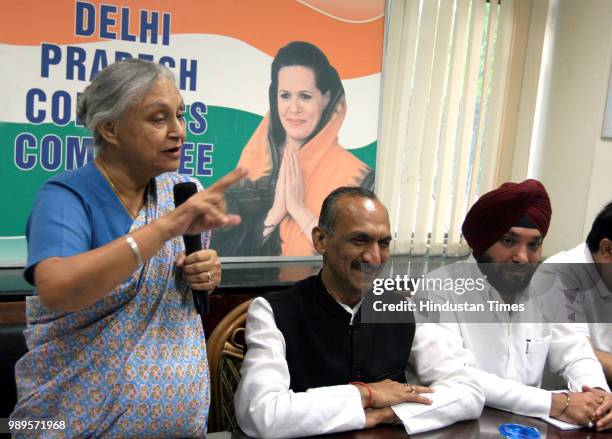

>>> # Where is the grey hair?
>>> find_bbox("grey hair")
[318,186,379,234]
[76,59,176,146]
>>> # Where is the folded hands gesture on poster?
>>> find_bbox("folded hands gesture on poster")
[263,144,318,241]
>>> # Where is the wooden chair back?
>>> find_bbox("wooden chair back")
[207,299,252,432]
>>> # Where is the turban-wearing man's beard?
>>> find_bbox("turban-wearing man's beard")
[475,253,540,299]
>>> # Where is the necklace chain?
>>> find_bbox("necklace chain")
[95,157,140,219]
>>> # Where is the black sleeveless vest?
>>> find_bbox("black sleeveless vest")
[266,275,415,392]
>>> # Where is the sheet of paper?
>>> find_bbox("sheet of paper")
[538,415,582,431]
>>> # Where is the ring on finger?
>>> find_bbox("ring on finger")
[587,420,595,429]
[206,271,213,282]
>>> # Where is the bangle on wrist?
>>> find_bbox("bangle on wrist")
[125,235,143,266]
[559,392,570,417]
[351,381,373,409]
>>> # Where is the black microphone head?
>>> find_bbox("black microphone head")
[174,182,198,207]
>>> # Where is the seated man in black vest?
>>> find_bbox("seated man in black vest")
[235,187,484,438]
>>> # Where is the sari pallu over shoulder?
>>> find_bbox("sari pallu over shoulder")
[12,173,210,438]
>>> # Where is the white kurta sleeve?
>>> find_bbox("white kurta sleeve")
[234,297,365,439]
[431,322,554,418]
[467,368,552,417]
[547,323,610,392]
[472,323,609,418]
[393,323,484,434]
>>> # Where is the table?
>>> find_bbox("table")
[210,407,612,438]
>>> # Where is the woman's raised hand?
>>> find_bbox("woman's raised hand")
[163,167,247,238]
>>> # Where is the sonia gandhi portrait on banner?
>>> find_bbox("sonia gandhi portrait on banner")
[212,41,374,257]
[10,58,245,437]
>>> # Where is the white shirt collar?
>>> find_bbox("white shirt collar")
[336,299,362,324]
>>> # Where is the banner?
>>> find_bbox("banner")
[0,0,385,264]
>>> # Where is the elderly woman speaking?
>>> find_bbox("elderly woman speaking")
[10,59,245,437]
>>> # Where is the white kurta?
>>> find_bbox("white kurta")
[544,242,612,353]
[234,296,484,439]
[421,257,609,418]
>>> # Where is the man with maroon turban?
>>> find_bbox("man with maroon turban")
[417,179,612,431]
[462,179,552,300]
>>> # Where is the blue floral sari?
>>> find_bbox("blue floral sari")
[12,173,210,438]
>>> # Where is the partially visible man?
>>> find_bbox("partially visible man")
[235,187,483,438]
[422,180,612,431]
[545,201,612,381]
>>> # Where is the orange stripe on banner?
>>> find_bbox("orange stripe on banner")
[0,0,384,79]
[298,0,385,23]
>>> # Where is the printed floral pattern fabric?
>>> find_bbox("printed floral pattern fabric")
[11,173,210,438]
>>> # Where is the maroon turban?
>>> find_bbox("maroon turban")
[462,179,552,256]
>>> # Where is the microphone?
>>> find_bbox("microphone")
[173,182,209,315]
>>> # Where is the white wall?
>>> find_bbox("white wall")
[528,0,612,256]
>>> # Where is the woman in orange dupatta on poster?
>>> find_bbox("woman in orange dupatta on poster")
[212,41,373,256]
